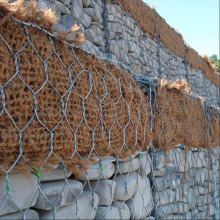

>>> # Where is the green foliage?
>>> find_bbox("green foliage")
[210,54,220,73]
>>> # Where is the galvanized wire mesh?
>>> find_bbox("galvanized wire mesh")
[0,4,220,220]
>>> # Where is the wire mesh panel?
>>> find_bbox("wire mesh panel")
[0,18,154,219]
[150,146,220,220]
[0,18,153,172]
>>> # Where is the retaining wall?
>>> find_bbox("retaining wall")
[0,146,219,219]
[48,0,219,107]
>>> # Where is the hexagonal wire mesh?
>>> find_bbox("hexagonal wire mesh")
[0,9,219,220]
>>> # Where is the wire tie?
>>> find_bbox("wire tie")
[6,182,10,193]
[100,164,103,172]
[139,153,142,160]
[36,169,40,179]
[33,167,40,179]
[130,157,132,163]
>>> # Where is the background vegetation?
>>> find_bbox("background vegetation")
[210,54,220,73]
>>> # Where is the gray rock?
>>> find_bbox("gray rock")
[195,194,212,207]
[157,202,189,218]
[84,179,116,206]
[108,53,117,61]
[0,210,39,220]
[212,146,220,158]
[40,168,71,182]
[135,25,143,37]
[142,65,151,73]
[82,0,91,7]
[126,176,153,219]
[109,40,128,58]
[123,16,134,30]
[118,157,141,174]
[106,5,121,18]
[154,163,177,180]
[122,30,132,41]
[160,214,185,220]
[96,202,130,219]
[111,4,123,15]
[114,173,138,201]
[92,0,102,7]
[107,23,123,33]
[214,197,220,208]
[71,0,91,27]
[80,13,92,28]
[175,184,195,208]
[193,186,209,195]
[108,15,122,24]
[38,191,98,220]
[117,40,127,52]
[169,178,181,190]
[200,182,215,192]
[197,204,215,216]
[217,183,220,196]
[34,179,82,210]
[136,174,151,192]
[76,191,99,219]
[90,25,104,37]
[84,7,103,23]
[61,15,80,30]
[55,1,70,14]
[191,151,206,168]
[81,40,100,55]
[156,189,175,206]
[119,49,130,64]
[154,151,167,170]
[186,210,200,219]
[128,41,138,53]
[129,52,139,60]
[192,167,207,185]
[0,173,38,216]
[57,0,71,6]
[154,177,169,191]
[179,169,195,186]
[84,29,105,46]
[38,0,51,13]
[75,162,115,180]
[71,0,83,15]
[196,211,213,220]
[213,160,219,173]
[214,211,220,220]
[109,44,119,57]
[167,148,192,172]
[83,0,101,8]
[90,21,103,29]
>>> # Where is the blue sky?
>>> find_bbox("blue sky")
[143,0,219,58]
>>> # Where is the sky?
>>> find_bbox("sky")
[143,0,219,58]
